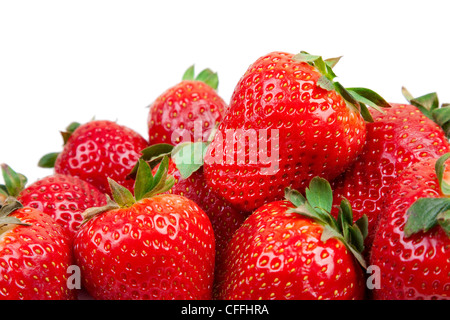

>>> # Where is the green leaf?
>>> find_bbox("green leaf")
[317,75,334,91]
[0,216,31,227]
[182,65,195,81]
[81,195,120,225]
[127,143,174,179]
[355,214,369,240]
[305,177,333,215]
[437,210,450,236]
[134,159,154,201]
[288,203,328,225]
[0,197,30,227]
[333,82,359,111]
[284,187,306,207]
[152,156,169,190]
[107,178,135,208]
[402,88,440,120]
[66,121,81,133]
[359,102,374,123]
[182,65,219,90]
[195,68,219,90]
[172,142,207,179]
[139,156,175,199]
[405,197,450,237]
[293,52,321,63]
[38,152,60,168]
[338,198,354,226]
[401,86,415,102]
[1,164,27,197]
[60,122,81,145]
[293,52,327,75]
[348,224,365,253]
[410,92,439,114]
[432,107,450,138]
[324,56,342,69]
[338,212,350,240]
[321,224,344,243]
[0,186,8,202]
[434,153,450,195]
[346,87,391,113]
[325,64,338,81]
[346,244,367,269]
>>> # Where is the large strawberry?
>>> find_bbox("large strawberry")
[132,143,248,274]
[0,197,75,300]
[370,153,450,299]
[203,51,390,212]
[331,89,450,249]
[147,65,228,145]
[1,163,107,241]
[215,177,368,300]
[39,120,149,195]
[74,157,215,300]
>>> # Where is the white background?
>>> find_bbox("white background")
[1,0,449,184]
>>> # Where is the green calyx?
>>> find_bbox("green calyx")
[38,121,81,168]
[128,139,212,181]
[0,163,27,199]
[182,65,219,90]
[127,143,175,178]
[0,164,31,227]
[171,141,208,179]
[0,197,31,228]
[293,51,391,122]
[82,157,175,224]
[402,87,450,138]
[285,177,368,269]
[404,153,450,237]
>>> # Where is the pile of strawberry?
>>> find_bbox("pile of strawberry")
[1,51,449,300]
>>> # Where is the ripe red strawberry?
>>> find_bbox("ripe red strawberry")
[0,197,75,300]
[147,65,228,145]
[203,51,389,212]
[74,158,215,300]
[370,154,450,299]
[39,120,149,195]
[331,90,450,249]
[142,145,248,272]
[0,164,107,240]
[215,177,368,300]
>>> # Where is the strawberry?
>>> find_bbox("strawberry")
[73,157,215,300]
[136,143,249,274]
[39,120,149,195]
[203,51,390,212]
[370,153,450,299]
[0,197,75,300]
[147,65,228,145]
[331,89,450,249]
[1,164,107,241]
[215,177,368,300]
